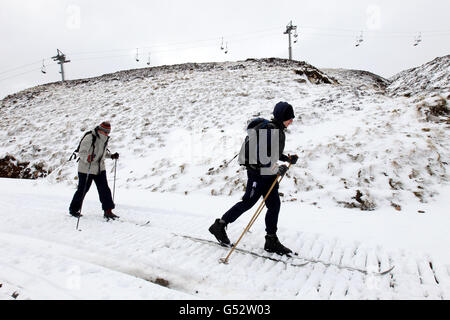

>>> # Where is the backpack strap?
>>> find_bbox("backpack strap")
[68,131,97,161]
[97,135,109,161]
[247,118,269,131]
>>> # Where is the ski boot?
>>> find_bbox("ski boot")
[264,234,293,256]
[69,211,82,218]
[208,219,231,247]
[104,209,119,221]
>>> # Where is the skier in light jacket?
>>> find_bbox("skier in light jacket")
[69,121,120,220]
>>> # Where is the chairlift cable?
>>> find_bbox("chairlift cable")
[0,67,43,82]
[2,25,450,79]
[0,58,52,76]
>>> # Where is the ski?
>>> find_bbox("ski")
[270,253,395,276]
[292,256,395,276]
[270,251,395,276]
[69,214,150,228]
[176,233,394,275]
[174,233,310,267]
[108,218,150,227]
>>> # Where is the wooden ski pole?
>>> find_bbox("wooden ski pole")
[219,163,292,264]
[219,175,279,264]
[247,163,291,232]
[219,172,288,264]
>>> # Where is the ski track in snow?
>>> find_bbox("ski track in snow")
[0,58,449,300]
[0,183,449,300]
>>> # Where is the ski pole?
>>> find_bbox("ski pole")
[220,163,292,264]
[219,175,279,264]
[225,153,238,167]
[247,163,291,232]
[46,158,71,181]
[76,161,92,231]
[208,153,239,175]
[113,158,117,202]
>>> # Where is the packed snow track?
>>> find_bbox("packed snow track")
[1,180,449,300]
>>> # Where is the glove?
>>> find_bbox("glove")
[87,154,95,163]
[111,152,119,160]
[277,164,289,176]
[288,154,298,165]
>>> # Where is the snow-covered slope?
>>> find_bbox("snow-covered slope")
[1,56,450,301]
[1,57,448,211]
[1,179,449,300]
[387,55,449,125]
[388,55,450,99]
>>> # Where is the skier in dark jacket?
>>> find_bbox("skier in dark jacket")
[209,102,298,255]
[69,121,120,220]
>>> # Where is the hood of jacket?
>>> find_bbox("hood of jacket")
[273,102,295,124]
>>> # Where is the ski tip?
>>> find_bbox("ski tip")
[380,265,395,275]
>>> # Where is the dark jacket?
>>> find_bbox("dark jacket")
[242,101,294,175]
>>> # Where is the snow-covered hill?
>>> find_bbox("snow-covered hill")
[387,55,449,125]
[1,56,450,301]
[1,57,448,211]
[388,55,450,99]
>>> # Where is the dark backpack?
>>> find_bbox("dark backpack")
[238,118,271,167]
[69,131,97,161]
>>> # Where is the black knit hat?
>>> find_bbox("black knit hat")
[273,102,295,122]
[97,121,111,134]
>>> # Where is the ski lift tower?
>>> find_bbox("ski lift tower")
[284,21,297,60]
[52,49,71,82]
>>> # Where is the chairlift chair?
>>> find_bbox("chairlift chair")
[135,48,140,62]
[355,32,364,47]
[41,60,46,74]
[413,33,422,46]
[224,42,228,54]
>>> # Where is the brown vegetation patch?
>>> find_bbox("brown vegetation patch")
[0,155,48,179]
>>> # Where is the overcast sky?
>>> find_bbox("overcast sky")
[1,0,449,99]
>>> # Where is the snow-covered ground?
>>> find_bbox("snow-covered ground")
[0,56,449,300]
[1,58,448,210]
[1,178,449,300]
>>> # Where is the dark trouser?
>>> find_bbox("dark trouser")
[69,170,115,214]
[222,170,280,235]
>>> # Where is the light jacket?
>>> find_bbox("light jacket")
[77,129,112,175]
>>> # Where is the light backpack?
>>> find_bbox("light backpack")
[238,118,271,167]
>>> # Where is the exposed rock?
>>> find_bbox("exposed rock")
[0,155,49,179]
